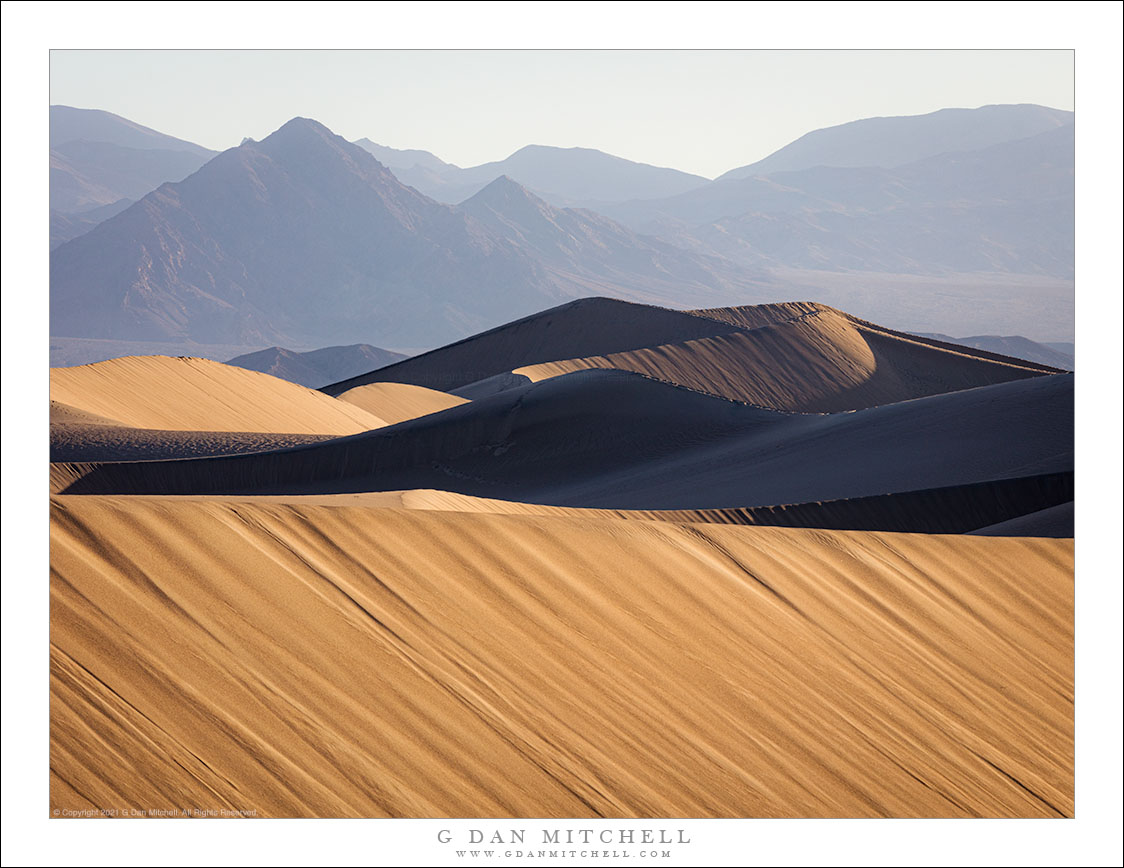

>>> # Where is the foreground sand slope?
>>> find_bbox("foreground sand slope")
[50,497,1072,818]
[51,355,386,434]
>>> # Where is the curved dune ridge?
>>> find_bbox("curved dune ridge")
[50,355,387,435]
[51,369,1074,513]
[93,471,1070,536]
[695,303,1065,374]
[320,296,753,394]
[321,297,1059,414]
[50,497,1073,818]
[319,471,1074,536]
[336,381,468,426]
[516,307,1049,413]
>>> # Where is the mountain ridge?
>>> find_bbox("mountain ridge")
[50,118,765,350]
[718,103,1073,179]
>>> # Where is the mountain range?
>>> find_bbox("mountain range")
[49,117,763,348]
[50,103,1075,350]
[601,121,1074,277]
[717,103,1073,178]
[50,106,216,248]
[356,140,710,208]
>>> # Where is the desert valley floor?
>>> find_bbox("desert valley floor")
[48,298,1074,818]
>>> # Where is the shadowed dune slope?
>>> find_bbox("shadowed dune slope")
[969,502,1074,538]
[320,296,751,394]
[50,425,336,463]
[518,307,1048,413]
[51,369,1073,511]
[50,498,1073,818]
[337,382,469,425]
[50,356,387,434]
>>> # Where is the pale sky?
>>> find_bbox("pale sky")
[49,49,1073,179]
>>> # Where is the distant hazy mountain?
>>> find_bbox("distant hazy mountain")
[352,138,456,173]
[50,140,212,213]
[50,118,759,350]
[718,104,1073,180]
[50,105,217,245]
[607,123,1074,278]
[51,118,554,347]
[1044,341,1075,358]
[460,176,764,306]
[50,198,134,250]
[227,344,409,388]
[914,333,1074,370]
[377,144,710,208]
[50,105,215,154]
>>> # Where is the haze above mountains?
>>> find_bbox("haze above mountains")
[49,102,1074,361]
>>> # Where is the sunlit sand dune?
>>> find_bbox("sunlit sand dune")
[517,307,1050,413]
[336,381,468,425]
[321,296,760,394]
[50,400,125,426]
[324,298,1058,412]
[51,355,386,434]
[50,497,1073,818]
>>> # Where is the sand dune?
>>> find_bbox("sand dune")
[46,290,1076,821]
[50,497,1072,818]
[696,303,1064,371]
[380,472,1073,536]
[517,307,1049,412]
[325,298,1057,414]
[50,400,124,426]
[336,381,468,425]
[51,355,387,435]
[321,296,746,394]
[969,502,1074,538]
[109,472,1068,536]
[53,370,1073,515]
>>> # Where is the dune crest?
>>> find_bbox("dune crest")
[321,296,748,394]
[324,297,1058,415]
[51,355,387,435]
[336,381,468,426]
[517,307,1052,413]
